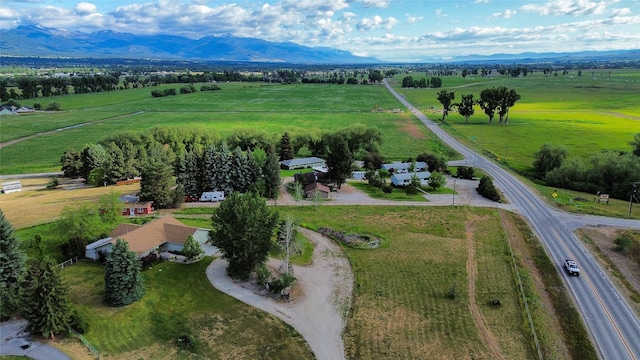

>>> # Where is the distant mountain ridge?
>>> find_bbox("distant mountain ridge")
[2,25,638,64]
[0,25,381,64]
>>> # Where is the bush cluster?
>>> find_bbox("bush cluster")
[151,88,177,97]
[477,175,500,201]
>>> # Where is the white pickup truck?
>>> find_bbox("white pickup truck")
[564,259,581,276]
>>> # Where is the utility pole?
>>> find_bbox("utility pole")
[629,182,639,218]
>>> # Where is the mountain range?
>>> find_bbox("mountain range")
[2,25,639,65]
[0,25,380,64]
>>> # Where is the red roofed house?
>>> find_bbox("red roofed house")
[304,182,331,199]
[122,201,153,216]
[85,216,209,260]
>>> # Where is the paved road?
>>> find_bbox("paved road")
[384,80,640,360]
[0,319,70,360]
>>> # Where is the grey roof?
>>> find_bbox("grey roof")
[86,237,113,250]
[391,171,431,181]
[280,157,326,167]
[381,162,427,171]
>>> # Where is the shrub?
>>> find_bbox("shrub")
[614,235,632,252]
[45,102,61,111]
[141,252,160,269]
[61,237,88,258]
[33,103,42,110]
[269,273,295,294]
[70,310,89,334]
[456,166,475,179]
[46,176,59,189]
[200,84,221,91]
[163,88,177,96]
[477,175,501,201]
[382,184,393,194]
[151,90,165,97]
[180,85,196,94]
[255,263,271,287]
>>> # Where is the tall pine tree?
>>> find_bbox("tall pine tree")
[278,132,294,161]
[263,146,282,199]
[104,239,145,307]
[22,256,74,338]
[0,209,26,320]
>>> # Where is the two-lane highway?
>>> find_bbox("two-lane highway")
[384,80,640,359]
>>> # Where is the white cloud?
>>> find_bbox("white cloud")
[358,0,390,8]
[436,8,448,18]
[490,8,517,20]
[520,0,611,17]
[474,0,490,3]
[406,13,423,25]
[74,2,97,15]
[357,15,398,31]
[611,7,631,16]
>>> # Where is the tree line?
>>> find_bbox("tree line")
[436,86,521,124]
[400,75,443,88]
[60,124,383,207]
[532,134,640,200]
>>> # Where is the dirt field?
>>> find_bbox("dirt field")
[0,177,140,229]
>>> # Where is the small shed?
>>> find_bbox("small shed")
[1,181,22,194]
[122,201,153,216]
[304,182,331,199]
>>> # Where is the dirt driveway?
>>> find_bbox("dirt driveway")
[206,228,353,360]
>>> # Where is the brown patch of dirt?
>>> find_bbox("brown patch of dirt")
[399,122,427,139]
[578,227,640,316]
[465,215,505,360]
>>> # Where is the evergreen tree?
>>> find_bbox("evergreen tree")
[0,209,27,320]
[140,152,176,209]
[104,239,144,307]
[211,192,279,280]
[204,143,234,195]
[22,256,74,338]
[278,132,294,161]
[177,150,202,197]
[182,235,204,260]
[103,142,127,184]
[263,146,282,199]
[325,135,354,189]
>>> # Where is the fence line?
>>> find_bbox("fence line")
[68,328,101,360]
[501,211,544,360]
[58,256,79,268]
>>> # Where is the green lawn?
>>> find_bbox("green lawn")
[63,258,313,359]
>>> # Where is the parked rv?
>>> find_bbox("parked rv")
[199,191,225,202]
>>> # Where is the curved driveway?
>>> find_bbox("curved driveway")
[384,80,640,360]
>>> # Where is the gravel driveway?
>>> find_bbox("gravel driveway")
[207,228,353,360]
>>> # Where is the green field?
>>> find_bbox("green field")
[0,82,453,174]
[389,70,640,173]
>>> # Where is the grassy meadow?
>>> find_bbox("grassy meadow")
[389,69,640,173]
[0,82,449,174]
[279,205,578,360]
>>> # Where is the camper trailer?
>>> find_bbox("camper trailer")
[199,191,225,202]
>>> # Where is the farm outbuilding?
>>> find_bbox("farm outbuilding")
[122,201,153,216]
[304,182,331,199]
[390,171,431,187]
[381,162,428,174]
[280,157,326,170]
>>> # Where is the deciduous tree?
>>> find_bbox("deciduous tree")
[211,192,279,280]
[436,90,455,120]
[478,88,500,123]
[532,143,568,177]
[427,171,446,191]
[182,235,204,261]
[104,239,145,306]
[456,93,475,124]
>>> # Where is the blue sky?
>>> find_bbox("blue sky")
[2,0,639,61]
